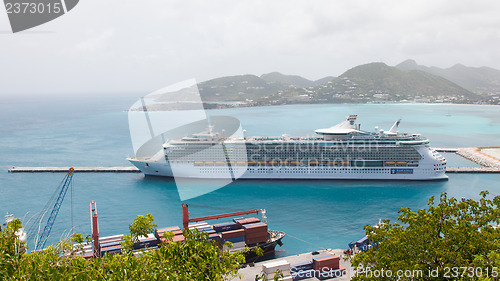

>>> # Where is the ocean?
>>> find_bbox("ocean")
[1,96,500,257]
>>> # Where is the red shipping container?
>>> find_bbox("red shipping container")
[157,226,181,232]
[312,256,340,271]
[243,223,268,234]
[339,265,346,275]
[172,235,185,242]
[221,229,245,239]
[157,229,183,239]
[235,217,261,227]
[172,230,183,236]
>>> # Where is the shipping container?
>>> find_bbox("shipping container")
[222,236,245,244]
[263,260,291,274]
[291,261,313,272]
[101,245,123,255]
[243,223,268,235]
[212,222,238,232]
[312,255,340,271]
[220,229,245,239]
[222,241,246,250]
[245,229,268,237]
[100,241,122,248]
[99,234,123,244]
[133,238,158,250]
[235,217,261,228]
[156,226,180,233]
[172,235,185,242]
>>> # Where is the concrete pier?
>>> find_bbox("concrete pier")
[446,167,500,173]
[434,148,459,152]
[8,166,140,173]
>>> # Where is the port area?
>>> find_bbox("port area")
[233,249,352,281]
[7,147,500,174]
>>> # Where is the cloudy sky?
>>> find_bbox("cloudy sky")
[1,0,499,97]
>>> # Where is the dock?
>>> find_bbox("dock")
[232,249,352,281]
[7,166,141,173]
[6,147,500,174]
[446,167,500,173]
[434,148,459,152]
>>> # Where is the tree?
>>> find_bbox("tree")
[121,213,157,252]
[350,191,500,281]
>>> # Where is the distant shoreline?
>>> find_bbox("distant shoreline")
[130,101,499,112]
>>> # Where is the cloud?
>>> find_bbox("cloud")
[74,28,115,54]
[1,0,500,96]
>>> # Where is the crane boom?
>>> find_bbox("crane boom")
[35,167,74,250]
[182,204,261,229]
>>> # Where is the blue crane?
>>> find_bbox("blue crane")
[34,167,74,251]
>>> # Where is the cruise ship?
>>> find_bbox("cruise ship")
[128,115,447,180]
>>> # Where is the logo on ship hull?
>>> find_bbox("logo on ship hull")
[391,168,414,174]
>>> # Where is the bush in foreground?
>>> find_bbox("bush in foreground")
[1,215,246,280]
[351,191,500,281]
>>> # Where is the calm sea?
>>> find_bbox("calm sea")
[1,96,499,257]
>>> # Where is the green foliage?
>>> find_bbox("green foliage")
[0,218,26,278]
[1,215,247,280]
[256,269,284,281]
[351,191,500,281]
[128,213,157,242]
[121,213,157,252]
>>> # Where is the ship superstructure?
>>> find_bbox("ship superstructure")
[128,115,447,180]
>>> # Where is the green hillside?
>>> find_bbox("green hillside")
[314,62,479,103]
[260,72,315,87]
[396,59,500,95]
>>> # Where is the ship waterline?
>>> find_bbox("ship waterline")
[128,115,448,180]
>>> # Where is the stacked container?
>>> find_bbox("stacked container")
[155,226,185,243]
[262,260,292,280]
[220,229,246,250]
[212,221,238,232]
[243,222,268,245]
[155,226,181,240]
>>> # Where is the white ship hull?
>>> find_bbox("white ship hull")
[128,158,447,180]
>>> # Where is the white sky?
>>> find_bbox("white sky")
[1,0,499,96]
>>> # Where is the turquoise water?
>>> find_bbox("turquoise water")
[1,98,499,257]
